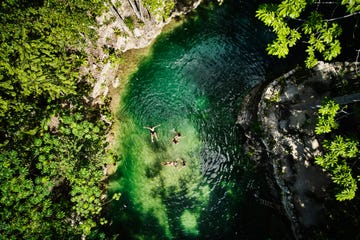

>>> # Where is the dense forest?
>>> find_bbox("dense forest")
[0,0,359,239]
[0,0,181,238]
[0,0,111,238]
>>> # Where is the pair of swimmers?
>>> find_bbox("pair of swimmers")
[143,124,182,144]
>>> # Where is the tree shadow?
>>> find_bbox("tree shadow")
[145,160,163,179]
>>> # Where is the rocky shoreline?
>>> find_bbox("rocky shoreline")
[237,61,359,239]
[83,0,202,105]
[82,0,202,176]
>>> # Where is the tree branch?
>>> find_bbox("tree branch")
[313,1,339,4]
[356,49,360,74]
[314,1,340,11]
[325,11,360,22]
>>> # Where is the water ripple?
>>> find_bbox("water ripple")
[109,0,292,239]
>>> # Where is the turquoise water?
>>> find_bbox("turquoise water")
[107,1,293,239]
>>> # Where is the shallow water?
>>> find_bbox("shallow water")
[107,1,293,239]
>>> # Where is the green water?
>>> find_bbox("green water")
[107,1,293,239]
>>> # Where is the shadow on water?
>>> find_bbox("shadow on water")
[108,193,167,239]
[106,0,295,239]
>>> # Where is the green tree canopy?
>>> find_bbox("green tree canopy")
[256,0,360,68]
[0,0,115,238]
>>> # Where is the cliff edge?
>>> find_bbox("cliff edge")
[237,61,360,239]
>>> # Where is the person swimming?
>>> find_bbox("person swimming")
[162,159,186,167]
[180,159,186,166]
[143,124,160,142]
[162,161,179,167]
[172,131,182,144]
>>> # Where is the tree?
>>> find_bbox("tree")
[0,0,114,238]
[256,0,360,68]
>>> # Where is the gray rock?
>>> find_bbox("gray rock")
[281,83,299,102]
[279,120,288,132]
[288,111,306,130]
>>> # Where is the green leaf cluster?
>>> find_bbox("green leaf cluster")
[342,0,360,13]
[142,0,176,20]
[303,13,342,68]
[0,0,106,118]
[315,136,358,201]
[315,99,340,134]
[256,0,358,68]
[256,3,302,58]
[315,99,359,201]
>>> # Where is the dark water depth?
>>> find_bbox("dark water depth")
[107,1,293,239]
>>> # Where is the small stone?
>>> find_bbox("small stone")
[133,28,144,38]
[311,139,319,150]
[113,78,120,88]
[304,160,310,167]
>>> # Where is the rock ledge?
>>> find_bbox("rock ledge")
[237,61,359,239]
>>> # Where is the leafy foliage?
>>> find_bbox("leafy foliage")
[315,99,340,134]
[256,0,358,68]
[342,0,360,13]
[315,136,358,201]
[143,0,176,19]
[256,3,302,58]
[0,0,117,238]
[315,100,359,201]
[0,0,106,117]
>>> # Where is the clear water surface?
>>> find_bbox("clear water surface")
[107,1,293,239]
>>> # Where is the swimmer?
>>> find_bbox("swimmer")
[162,159,186,167]
[177,158,186,166]
[172,131,182,144]
[162,161,179,167]
[143,124,160,142]
[180,159,186,166]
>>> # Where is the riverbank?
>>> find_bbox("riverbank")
[86,0,202,106]
[237,61,360,239]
